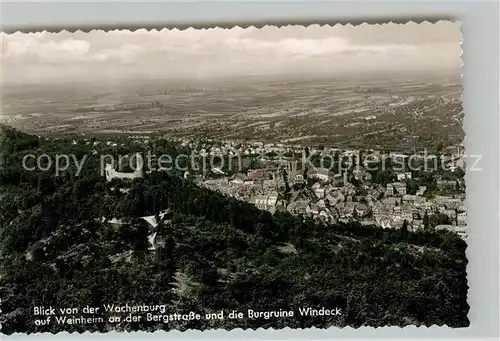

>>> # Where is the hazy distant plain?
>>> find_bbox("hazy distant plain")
[1,74,463,149]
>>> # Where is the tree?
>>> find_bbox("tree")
[423,211,430,230]
[455,167,465,179]
[402,219,408,232]
[436,142,444,153]
[351,176,360,188]
[429,213,451,228]
[375,169,395,186]
[406,179,419,195]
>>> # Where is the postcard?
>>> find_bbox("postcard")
[0,21,468,334]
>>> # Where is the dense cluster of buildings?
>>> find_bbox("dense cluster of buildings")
[185,140,466,238]
[197,161,466,236]
[99,137,467,239]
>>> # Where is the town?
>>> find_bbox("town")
[100,135,467,240]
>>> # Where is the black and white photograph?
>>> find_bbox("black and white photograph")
[0,21,469,333]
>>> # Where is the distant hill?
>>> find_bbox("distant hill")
[1,124,40,153]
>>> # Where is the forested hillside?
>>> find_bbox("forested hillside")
[0,127,469,333]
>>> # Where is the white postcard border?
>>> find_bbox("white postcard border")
[1,1,498,340]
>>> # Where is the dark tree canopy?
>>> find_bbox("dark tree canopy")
[0,128,469,333]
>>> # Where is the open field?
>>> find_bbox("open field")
[1,74,463,150]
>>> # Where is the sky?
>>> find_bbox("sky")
[0,21,462,84]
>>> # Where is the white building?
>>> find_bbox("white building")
[392,182,407,196]
[104,163,143,182]
[386,184,394,196]
[396,172,412,181]
[253,193,279,213]
[314,188,326,199]
[416,186,427,196]
[457,211,467,226]
[309,167,331,181]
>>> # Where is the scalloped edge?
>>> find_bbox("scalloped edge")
[2,19,462,35]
